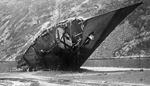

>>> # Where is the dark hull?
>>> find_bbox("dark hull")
[17,2,142,71]
[73,2,143,69]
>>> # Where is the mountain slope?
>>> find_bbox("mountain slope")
[0,0,143,61]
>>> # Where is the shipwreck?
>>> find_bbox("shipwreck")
[16,2,143,71]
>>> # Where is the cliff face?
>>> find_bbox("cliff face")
[0,0,146,61]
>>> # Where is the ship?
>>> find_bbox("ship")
[16,2,143,71]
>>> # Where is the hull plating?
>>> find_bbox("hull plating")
[17,2,142,71]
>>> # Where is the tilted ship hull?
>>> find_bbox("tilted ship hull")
[17,2,142,71]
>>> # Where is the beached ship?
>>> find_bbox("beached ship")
[17,2,142,71]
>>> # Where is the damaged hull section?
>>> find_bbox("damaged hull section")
[17,2,142,71]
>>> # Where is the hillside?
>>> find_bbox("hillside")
[91,0,150,58]
[0,0,147,61]
[113,2,150,57]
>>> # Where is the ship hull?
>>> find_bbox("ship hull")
[17,2,142,71]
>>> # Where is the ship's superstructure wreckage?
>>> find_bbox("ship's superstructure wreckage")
[17,2,142,71]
